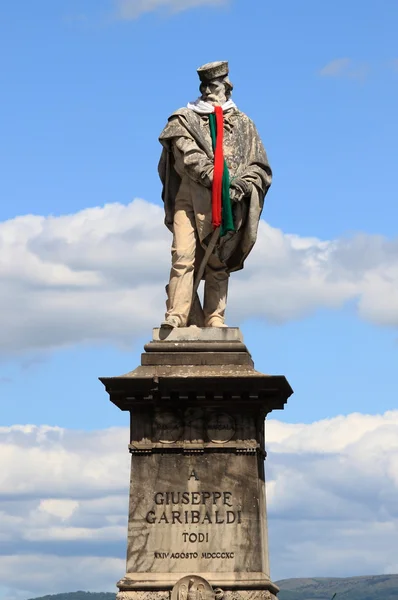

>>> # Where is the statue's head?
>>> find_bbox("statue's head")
[197,61,233,105]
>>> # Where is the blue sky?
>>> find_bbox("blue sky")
[0,0,398,598]
[1,0,397,427]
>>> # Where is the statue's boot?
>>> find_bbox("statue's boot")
[160,316,180,329]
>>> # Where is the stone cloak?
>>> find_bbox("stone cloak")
[158,107,272,273]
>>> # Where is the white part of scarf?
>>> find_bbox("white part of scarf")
[186,98,237,114]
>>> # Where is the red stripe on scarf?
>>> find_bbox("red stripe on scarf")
[211,105,224,228]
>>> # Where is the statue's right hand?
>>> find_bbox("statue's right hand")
[200,167,214,188]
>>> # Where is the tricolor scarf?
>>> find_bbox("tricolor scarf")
[187,99,235,237]
[208,107,234,237]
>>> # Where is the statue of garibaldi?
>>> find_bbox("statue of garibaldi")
[158,61,272,329]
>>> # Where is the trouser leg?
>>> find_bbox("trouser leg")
[203,253,229,326]
[165,192,197,327]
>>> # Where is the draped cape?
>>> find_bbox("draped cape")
[158,107,272,273]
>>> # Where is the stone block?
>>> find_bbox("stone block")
[153,327,243,343]
[141,352,253,367]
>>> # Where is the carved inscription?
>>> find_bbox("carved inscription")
[206,412,235,443]
[145,490,241,526]
[142,469,242,561]
[153,551,235,559]
[127,453,263,575]
[154,411,183,444]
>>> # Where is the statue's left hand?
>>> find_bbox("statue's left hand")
[230,186,244,202]
[230,178,252,202]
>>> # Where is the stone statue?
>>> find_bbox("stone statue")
[158,61,272,328]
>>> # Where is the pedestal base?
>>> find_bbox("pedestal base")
[100,328,292,600]
[116,591,277,600]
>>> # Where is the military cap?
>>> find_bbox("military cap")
[197,61,229,83]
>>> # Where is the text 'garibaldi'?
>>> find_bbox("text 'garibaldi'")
[158,61,272,329]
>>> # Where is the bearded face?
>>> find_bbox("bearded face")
[200,76,233,105]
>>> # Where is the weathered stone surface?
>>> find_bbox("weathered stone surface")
[117,593,170,600]
[142,331,252,368]
[221,592,277,600]
[144,342,248,354]
[153,327,243,343]
[125,453,267,578]
[128,406,259,454]
[100,327,292,598]
[101,364,291,413]
[171,575,215,600]
[100,332,291,413]
[116,590,277,600]
[141,352,253,367]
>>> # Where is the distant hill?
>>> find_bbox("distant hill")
[26,575,398,600]
[27,595,114,600]
[276,574,398,599]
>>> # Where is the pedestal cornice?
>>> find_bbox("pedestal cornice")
[99,328,293,414]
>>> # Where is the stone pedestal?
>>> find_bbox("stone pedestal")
[100,327,293,600]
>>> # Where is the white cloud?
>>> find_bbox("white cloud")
[1,413,398,597]
[0,199,398,357]
[39,499,79,520]
[0,425,129,498]
[320,58,370,80]
[0,555,124,598]
[115,0,228,20]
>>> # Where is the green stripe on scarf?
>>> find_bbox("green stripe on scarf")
[209,113,235,237]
